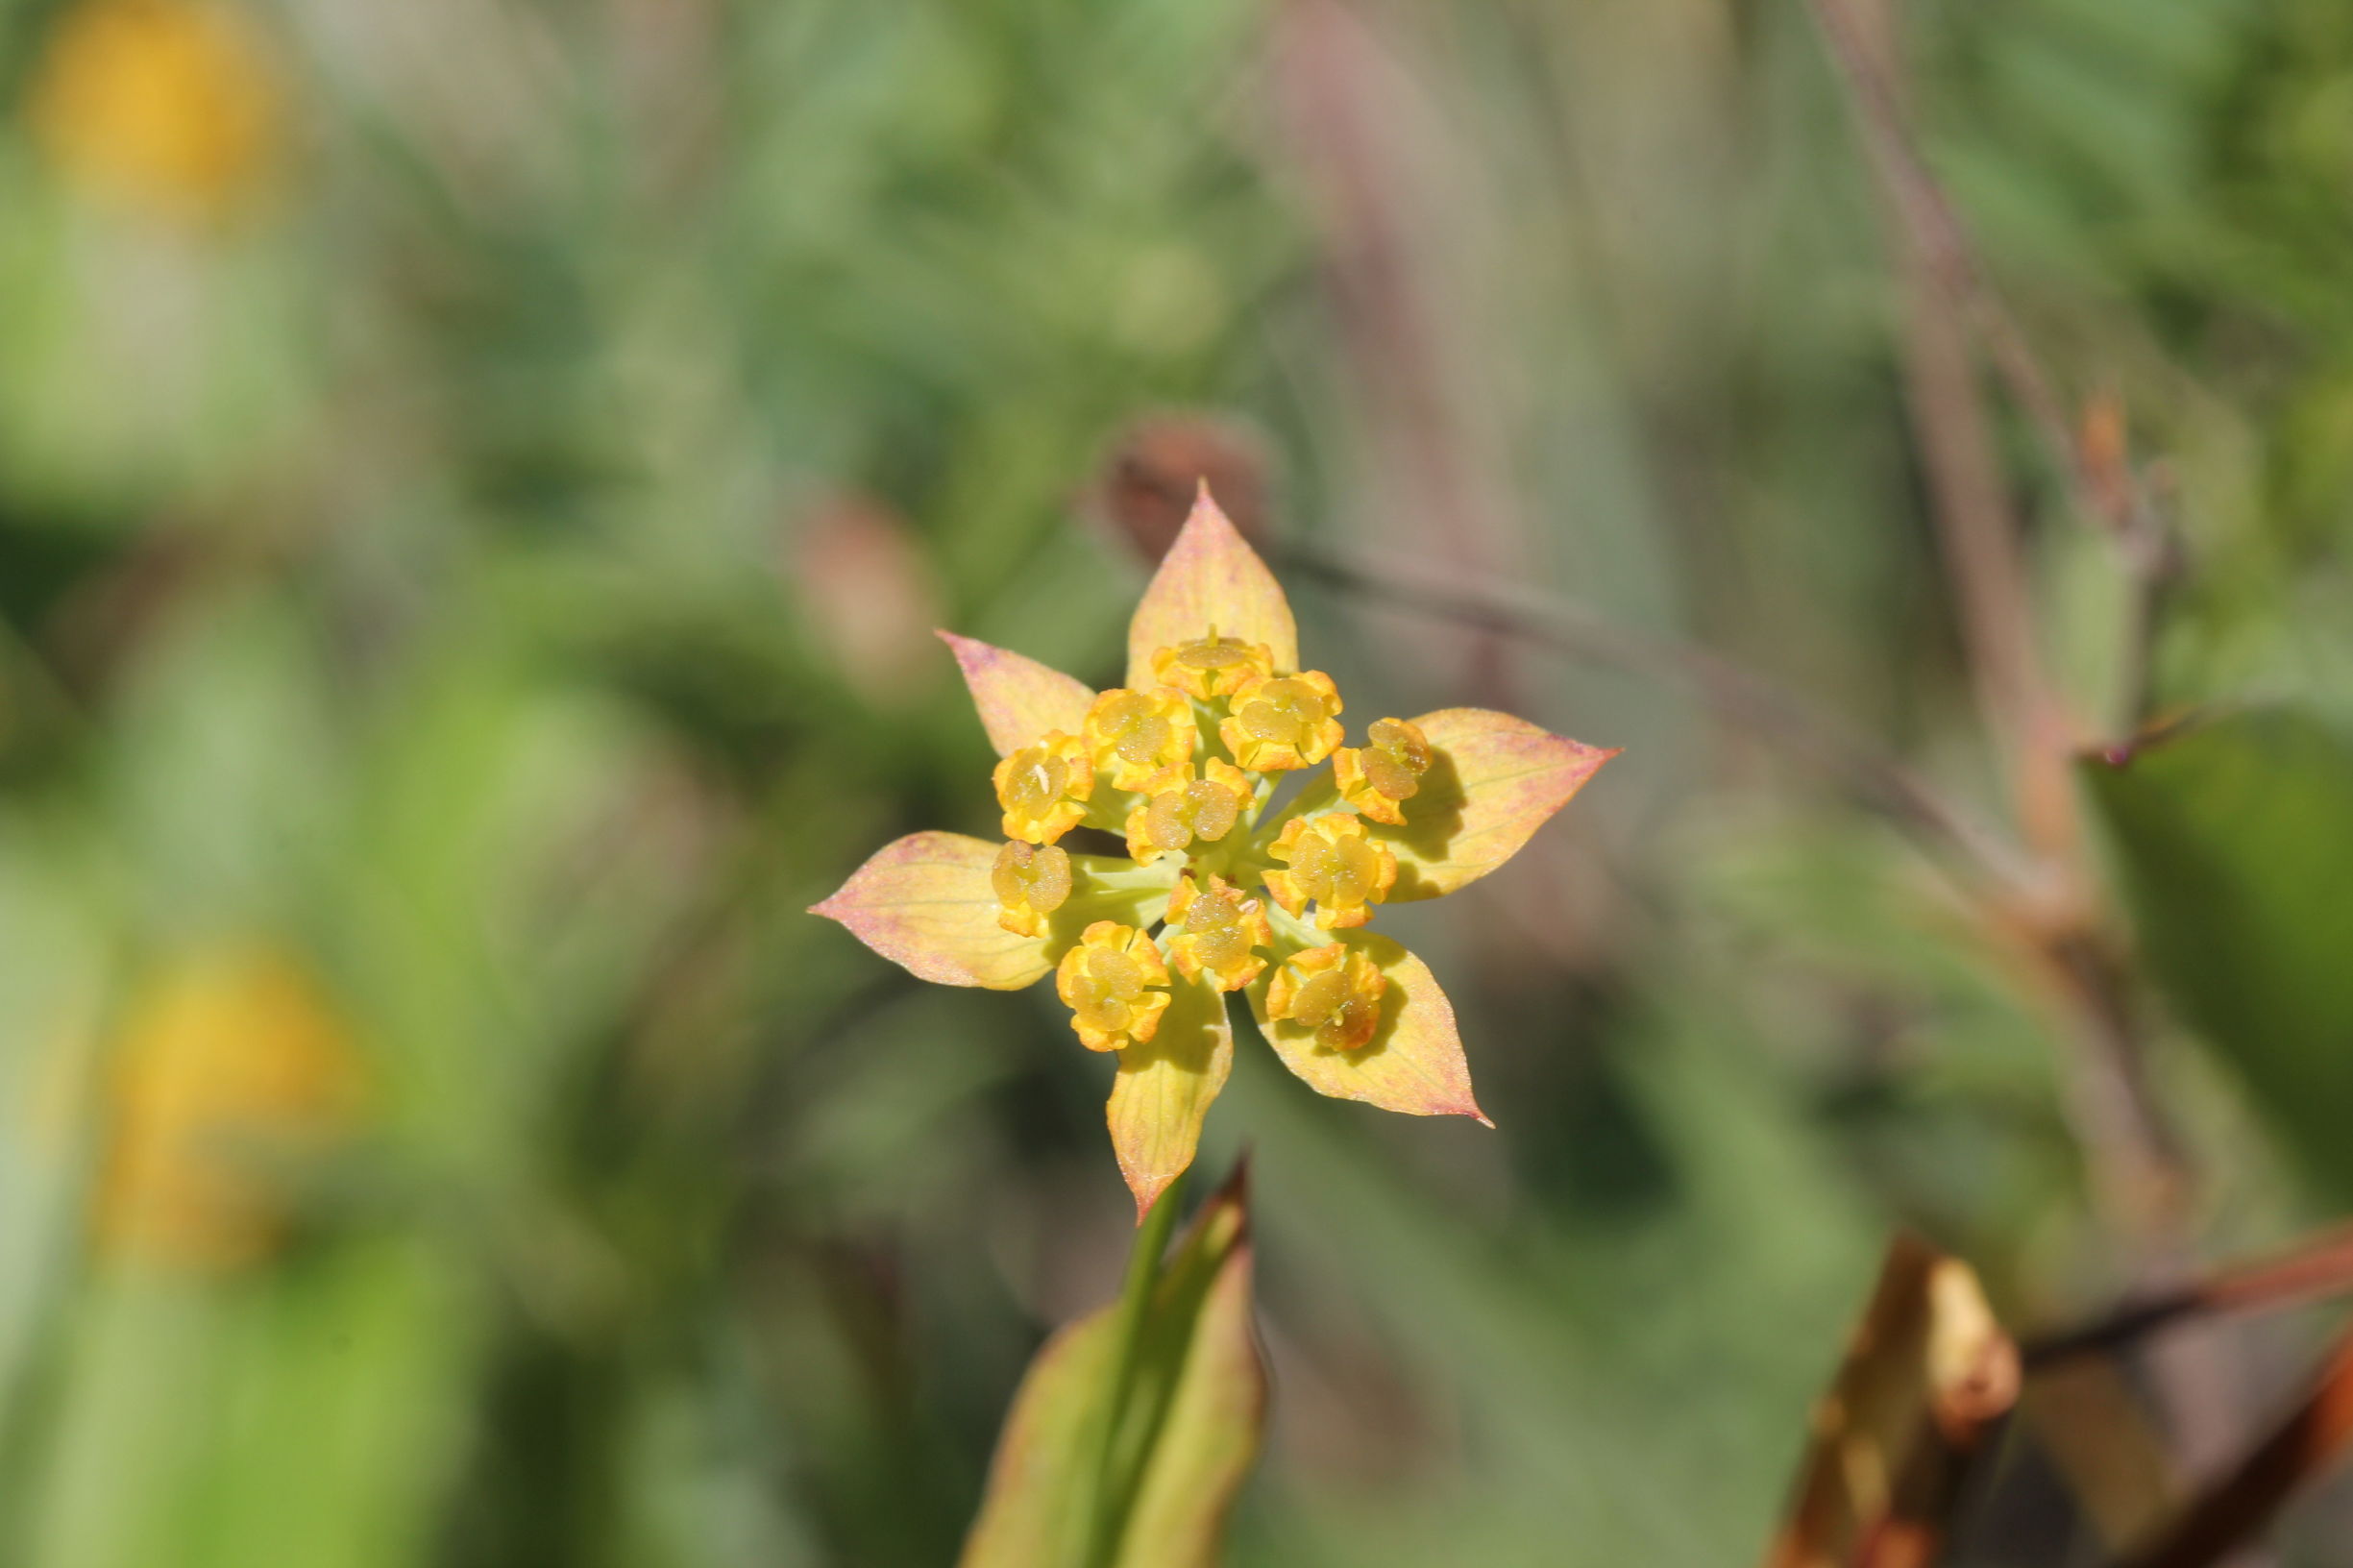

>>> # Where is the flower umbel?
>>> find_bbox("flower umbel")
[812,485,1619,1217]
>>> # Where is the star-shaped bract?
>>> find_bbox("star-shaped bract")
[812,488,1617,1218]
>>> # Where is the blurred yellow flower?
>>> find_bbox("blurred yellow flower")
[814,488,1618,1217]
[28,0,281,225]
[97,947,363,1271]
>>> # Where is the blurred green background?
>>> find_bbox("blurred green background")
[6,0,2353,1563]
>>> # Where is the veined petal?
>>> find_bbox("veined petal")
[938,630,1097,756]
[1363,708,1616,899]
[811,832,1053,990]
[1126,485,1297,687]
[1250,933,1486,1123]
[1108,977,1234,1219]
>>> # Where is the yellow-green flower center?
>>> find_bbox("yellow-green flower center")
[1174,635,1256,676]
[1360,718,1432,800]
[1234,677,1327,747]
[1142,778,1239,853]
[1286,826,1385,908]
[1177,883,1256,971]
[1003,748,1074,817]
[1285,968,1373,1037]
[1266,943,1387,1049]
[1068,947,1149,1033]
[1094,692,1182,768]
[991,840,1070,912]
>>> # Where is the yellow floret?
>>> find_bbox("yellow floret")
[1084,686,1197,791]
[1219,671,1344,772]
[1264,943,1386,1052]
[1164,872,1273,992]
[1264,812,1396,929]
[1151,633,1274,700]
[993,730,1094,844]
[1333,717,1435,826]
[31,0,279,225]
[990,840,1071,937]
[1122,757,1250,865]
[1055,921,1171,1052]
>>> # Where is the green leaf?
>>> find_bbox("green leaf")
[960,1172,1264,1568]
[2082,707,2353,1197]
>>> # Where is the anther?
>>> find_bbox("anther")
[1265,943,1386,1051]
[991,840,1071,937]
[1152,633,1273,700]
[993,730,1093,844]
[1334,717,1434,826]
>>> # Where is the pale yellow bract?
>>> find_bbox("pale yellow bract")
[813,487,1619,1218]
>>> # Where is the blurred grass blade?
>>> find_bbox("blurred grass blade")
[960,1168,1263,1568]
[1761,1233,2021,1568]
[2082,708,2353,1196]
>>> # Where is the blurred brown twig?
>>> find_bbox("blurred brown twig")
[1806,0,2195,1255]
[2026,1222,2353,1371]
[1280,546,2031,898]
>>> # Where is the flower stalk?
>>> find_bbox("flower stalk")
[1083,1168,1190,1568]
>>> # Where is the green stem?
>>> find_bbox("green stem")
[1081,1167,1189,1568]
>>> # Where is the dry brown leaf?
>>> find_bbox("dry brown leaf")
[1761,1233,2022,1568]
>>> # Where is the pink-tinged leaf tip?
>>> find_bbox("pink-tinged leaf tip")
[1371,711,1618,901]
[936,630,1096,757]
[811,831,1055,991]
[1125,486,1298,687]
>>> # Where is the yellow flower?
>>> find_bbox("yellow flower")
[29,0,280,226]
[1333,717,1434,827]
[1220,670,1344,772]
[1124,758,1251,865]
[96,946,363,1272]
[813,484,1620,1217]
[1152,632,1273,700]
[1165,873,1273,992]
[1263,812,1396,930]
[993,729,1093,844]
[992,840,1072,937]
[1264,943,1386,1052]
[1084,686,1195,791]
[1056,922,1171,1052]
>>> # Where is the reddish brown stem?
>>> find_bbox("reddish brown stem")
[2025,1222,2353,1370]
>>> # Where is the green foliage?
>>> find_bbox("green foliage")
[2084,708,2353,1198]
[3,0,2353,1561]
